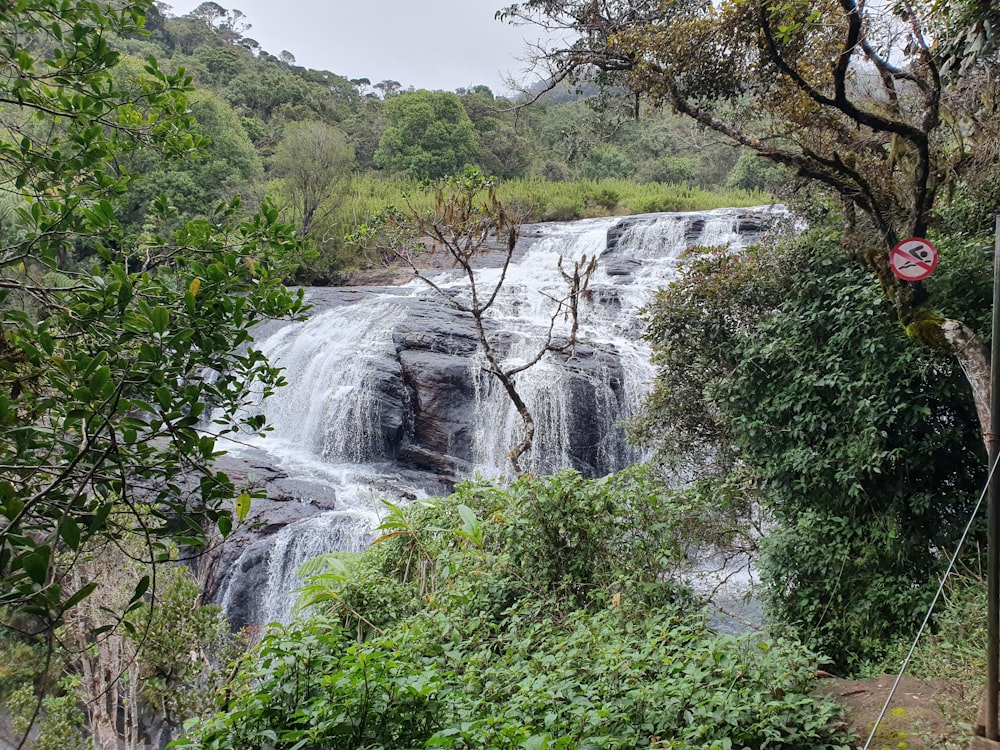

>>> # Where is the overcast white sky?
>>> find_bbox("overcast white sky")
[162,0,547,95]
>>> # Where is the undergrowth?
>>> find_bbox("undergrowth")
[176,469,852,750]
[865,569,987,749]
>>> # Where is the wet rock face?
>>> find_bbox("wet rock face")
[193,454,339,616]
[551,343,630,476]
[216,536,271,628]
[199,287,637,619]
[399,350,476,464]
[361,294,629,480]
[393,297,481,472]
[602,209,779,280]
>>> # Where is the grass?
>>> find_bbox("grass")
[280,175,774,285]
[864,570,986,749]
[332,175,774,230]
[297,174,776,282]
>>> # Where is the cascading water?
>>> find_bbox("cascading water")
[213,206,783,627]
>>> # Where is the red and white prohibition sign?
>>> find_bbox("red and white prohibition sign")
[889,237,938,281]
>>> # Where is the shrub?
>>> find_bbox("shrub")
[177,470,854,750]
[635,230,985,671]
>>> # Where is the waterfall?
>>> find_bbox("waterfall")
[214,206,782,627]
[220,511,375,627]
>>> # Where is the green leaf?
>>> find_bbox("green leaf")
[63,581,98,611]
[90,502,112,533]
[59,518,82,550]
[128,575,150,607]
[457,503,478,530]
[21,549,51,585]
[150,306,170,334]
[235,493,251,522]
[89,365,111,395]
[3,495,23,521]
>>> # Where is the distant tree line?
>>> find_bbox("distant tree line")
[109,3,773,282]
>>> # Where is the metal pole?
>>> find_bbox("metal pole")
[988,214,1000,740]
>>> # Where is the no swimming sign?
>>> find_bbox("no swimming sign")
[889,237,938,281]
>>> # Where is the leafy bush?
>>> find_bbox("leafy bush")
[176,471,853,750]
[177,617,443,750]
[179,605,853,750]
[8,676,88,750]
[732,262,983,668]
[341,469,696,617]
[635,230,986,670]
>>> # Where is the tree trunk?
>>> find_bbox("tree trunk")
[942,318,991,449]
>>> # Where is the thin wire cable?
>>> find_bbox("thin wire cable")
[862,454,1000,750]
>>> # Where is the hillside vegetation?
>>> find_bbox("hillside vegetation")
[110,4,775,282]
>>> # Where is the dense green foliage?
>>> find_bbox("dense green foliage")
[7,676,88,750]
[635,229,987,670]
[0,0,305,632]
[375,91,481,179]
[177,471,852,750]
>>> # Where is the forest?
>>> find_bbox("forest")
[1,0,999,748]
[93,1,777,283]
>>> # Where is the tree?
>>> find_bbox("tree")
[374,90,481,179]
[374,79,402,99]
[724,149,790,192]
[164,14,220,55]
[1,536,243,749]
[183,45,255,88]
[189,2,227,27]
[457,86,533,179]
[352,172,595,474]
[926,0,1000,73]
[343,95,387,171]
[270,121,355,237]
[223,65,322,120]
[121,87,262,237]
[578,144,636,181]
[499,0,1000,437]
[0,1,304,635]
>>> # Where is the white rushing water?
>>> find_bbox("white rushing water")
[215,206,783,626]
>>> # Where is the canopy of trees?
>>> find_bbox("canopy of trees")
[499,0,1000,432]
[90,2,768,282]
[374,91,482,179]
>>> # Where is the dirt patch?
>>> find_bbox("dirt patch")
[817,674,976,749]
